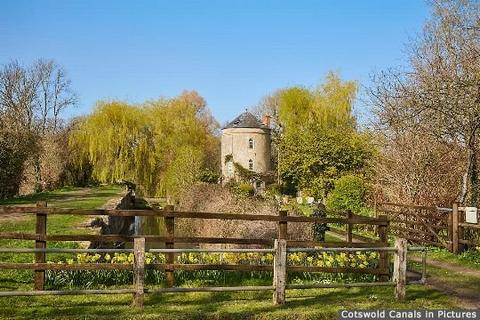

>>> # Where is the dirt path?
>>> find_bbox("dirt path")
[327,230,480,308]
[409,256,480,308]
[410,256,480,277]
[425,275,480,308]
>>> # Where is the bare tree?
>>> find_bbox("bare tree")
[373,131,464,205]
[370,0,480,205]
[34,59,77,133]
[0,59,76,133]
[0,61,39,131]
[0,59,77,195]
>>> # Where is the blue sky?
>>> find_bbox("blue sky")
[0,0,429,125]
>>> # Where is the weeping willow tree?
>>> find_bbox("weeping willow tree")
[277,72,375,199]
[278,72,357,131]
[69,91,219,198]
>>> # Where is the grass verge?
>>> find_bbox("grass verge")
[0,285,455,320]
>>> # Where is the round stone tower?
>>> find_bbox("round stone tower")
[221,111,271,182]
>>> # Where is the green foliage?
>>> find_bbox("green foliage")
[238,183,255,196]
[264,183,282,199]
[224,154,233,164]
[162,145,204,198]
[233,162,259,182]
[277,72,374,199]
[326,175,368,214]
[59,159,96,187]
[198,169,220,184]
[224,181,255,196]
[69,91,219,198]
[278,72,357,133]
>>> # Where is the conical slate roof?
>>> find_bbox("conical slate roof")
[223,111,268,129]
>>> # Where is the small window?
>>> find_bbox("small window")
[248,138,254,149]
[248,159,254,170]
[226,161,233,175]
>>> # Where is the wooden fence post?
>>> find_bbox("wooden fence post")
[458,204,465,253]
[273,239,287,305]
[133,237,145,308]
[35,201,47,291]
[447,207,453,252]
[378,215,389,281]
[346,210,353,243]
[452,203,460,254]
[393,237,407,301]
[164,205,175,287]
[278,210,287,240]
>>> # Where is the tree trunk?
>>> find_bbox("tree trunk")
[460,132,479,206]
[34,156,43,193]
[469,146,478,207]
[460,170,468,204]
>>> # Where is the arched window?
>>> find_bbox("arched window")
[248,159,254,170]
[248,138,254,149]
[226,161,233,176]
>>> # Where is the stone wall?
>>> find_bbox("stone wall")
[107,189,136,236]
[221,127,271,180]
[89,188,136,248]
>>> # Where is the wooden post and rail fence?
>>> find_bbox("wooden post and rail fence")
[376,202,480,254]
[0,203,425,306]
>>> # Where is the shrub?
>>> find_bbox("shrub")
[0,130,36,198]
[198,169,220,184]
[238,183,254,196]
[264,183,282,199]
[224,181,255,196]
[233,162,258,181]
[326,175,368,215]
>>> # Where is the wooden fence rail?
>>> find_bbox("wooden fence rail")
[0,203,422,306]
[0,240,421,305]
[377,202,480,254]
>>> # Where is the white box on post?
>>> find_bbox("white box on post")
[465,207,478,224]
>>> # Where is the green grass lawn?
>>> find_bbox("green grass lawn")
[0,185,123,208]
[0,185,122,233]
[0,285,456,320]
[0,184,123,250]
[415,247,480,270]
